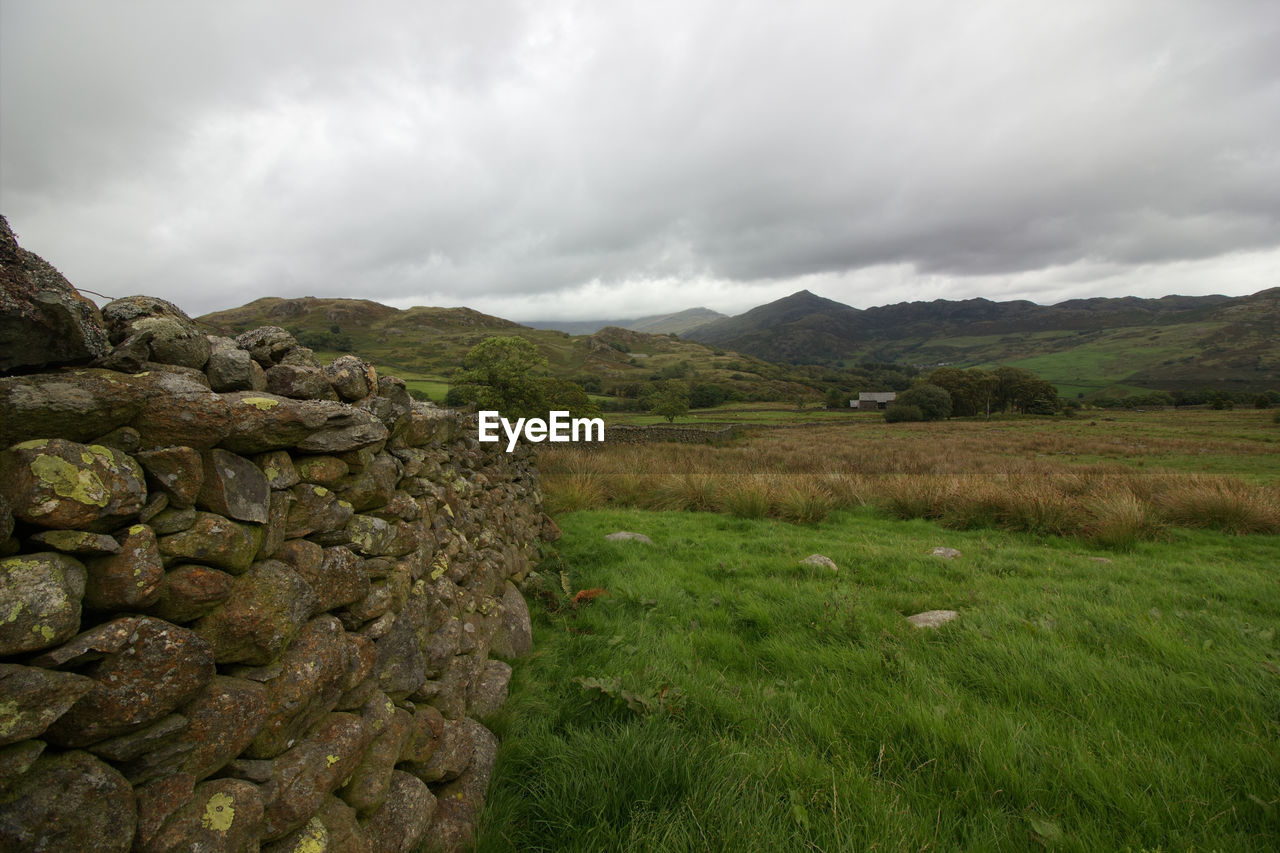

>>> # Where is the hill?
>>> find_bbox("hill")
[196,297,813,400]
[683,288,1280,396]
[525,307,726,336]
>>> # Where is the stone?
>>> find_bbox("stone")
[406,716,481,784]
[345,514,399,556]
[315,796,370,853]
[0,215,110,374]
[337,453,399,511]
[604,530,653,545]
[205,335,258,392]
[0,740,46,793]
[257,489,295,561]
[0,552,86,655]
[147,563,236,623]
[339,703,410,814]
[256,450,301,490]
[295,454,350,485]
[907,609,959,629]
[265,363,338,401]
[0,749,135,853]
[236,326,301,367]
[138,490,169,523]
[264,817,328,853]
[0,438,146,531]
[286,483,354,539]
[0,664,95,746]
[357,376,412,437]
[157,511,263,573]
[277,542,369,612]
[468,659,512,719]
[930,547,962,559]
[29,528,122,556]
[399,704,444,766]
[43,616,215,747]
[799,553,839,571]
[132,369,234,449]
[87,713,188,764]
[427,721,499,853]
[134,445,205,508]
[244,616,354,759]
[149,505,198,535]
[83,523,165,610]
[490,583,532,660]
[198,448,271,523]
[194,560,320,665]
[325,355,377,402]
[0,369,145,447]
[138,777,265,853]
[92,424,144,454]
[372,593,429,699]
[259,712,371,841]
[179,675,271,781]
[219,392,387,455]
[359,771,435,853]
[132,316,212,370]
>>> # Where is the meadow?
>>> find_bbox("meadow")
[474,409,1280,851]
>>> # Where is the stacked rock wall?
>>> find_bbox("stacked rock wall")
[0,297,547,852]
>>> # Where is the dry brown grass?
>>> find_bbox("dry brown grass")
[539,415,1280,540]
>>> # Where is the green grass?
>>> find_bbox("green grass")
[477,508,1280,852]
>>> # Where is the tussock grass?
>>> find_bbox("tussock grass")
[478,508,1280,851]
[541,412,1280,542]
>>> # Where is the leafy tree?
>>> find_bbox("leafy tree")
[650,380,690,423]
[896,383,952,421]
[450,336,595,418]
[824,387,848,409]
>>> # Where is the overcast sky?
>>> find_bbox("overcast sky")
[2,1,1277,321]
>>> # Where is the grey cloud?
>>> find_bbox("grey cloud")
[2,0,1278,320]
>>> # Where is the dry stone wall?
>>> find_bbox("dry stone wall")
[0,293,549,851]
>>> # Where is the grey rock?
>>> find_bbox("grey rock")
[906,609,959,629]
[0,664,95,746]
[605,530,653,545]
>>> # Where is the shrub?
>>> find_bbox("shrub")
[884,404,924,423]
[1085,492,1162,549]
[896,384,953,421]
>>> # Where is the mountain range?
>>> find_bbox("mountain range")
[682,288,1280,396]
[525,307,726,336]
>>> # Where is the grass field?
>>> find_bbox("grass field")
[476,508,1280,851]
[474,409,1280,851]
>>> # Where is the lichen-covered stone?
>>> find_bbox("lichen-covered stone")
[134,445,205,508]
[259,712,371,841]
[29,528,122,556]
[257,489,295,561]
[324,355,377,403]
[295,455,349,486]
[43,616,215,748]
[205,335,258,392]
[198,448,270,523]
[138,777,265,853]
[83,523,164,610]
[0,551,86,655]
[149,505,198,535]
[490,582,532,660]
[264,816,328,853]
[132,370,233,449]
[255,450,301,490]
[147,563,236,623]
[337,453,399,512]
[0,438,146,531]
[266,363,339,401]
[236,326,301,367]
[315,796,371,853]
[194,560,320,665]
[372,592,429,699]
[339,703,410,815]
[243,616,353,759]
[0,664,95,746]
[399,704,445,768]
[467,659,512,720]
[278,542,369,612]
[0,749,136,852]
[157,511,262,573]
[0,740,46,793]
[220,392,388,455]
[426,720,499,853]
[286,483,354,539]
[0,369,146,447]
[359,771,435,853]
[179,675,271,781]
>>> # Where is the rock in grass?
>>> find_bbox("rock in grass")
[929,547,962,559]
[799,554,838,571]
[907,609,959,629]
[604,531,653,545]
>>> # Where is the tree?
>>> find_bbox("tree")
[896,383,952,421]
[650,380,690,423]
[824,387,847,409]
[884,403,924,423]
[450,336,595,418]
